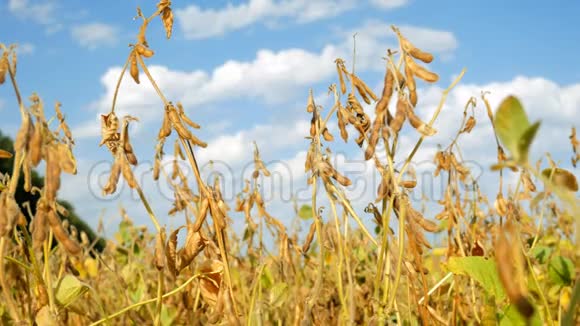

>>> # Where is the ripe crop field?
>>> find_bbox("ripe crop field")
[0,1,578,325]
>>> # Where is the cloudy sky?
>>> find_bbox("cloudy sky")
[1,0,579,236]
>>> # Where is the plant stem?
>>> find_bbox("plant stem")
[396,68,466,183]
[90,273,202,326]
[386,196,406,311]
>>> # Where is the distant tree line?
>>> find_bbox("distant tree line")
[0,130,105,252]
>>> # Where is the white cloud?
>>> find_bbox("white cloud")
[70,23,119,50]
[197,119,310,165]
[337,21,458,70]
[8,0,62,33]
[17,43,35,55]
[176,0,409,39]
[369,0,409,9]
[65,74,580,232]
[80,46,340,131]
[78,21,456,135]
[394,75,580,186]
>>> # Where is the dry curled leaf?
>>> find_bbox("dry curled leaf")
[198,260,224,306]
[158,0,174,39]
[462,116,476,133]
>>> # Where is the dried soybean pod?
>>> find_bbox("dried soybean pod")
[135,44,154,58]
[302,222,316,254]
[130,52,140,84]
[332,169,352,187]
[153,157,161,181]
[348,93,365,114]
[122,120,135,152]
[180,112,200,129]
[376,68,394,115]
[400,35,434,63]
[309,113,317,138]
[306,91,315,113]
[405,55,438,83]
[123,119,138,166]
[404,100,436,136]
[158,111,172,140]
[121,158,138,189]
[29,123,42,166]
[167,105,193,140]
[103,160,121,195]
[193,198,209,232]
[399,180,417,189]
[177,103,201,129]
[405,60,416,92]
[415,215,437,232]
[351,75,373,104]
[337,108,348,142]
[390,97,407,133]
[409,48,434,64]
[359,78,378,102]
[0,54,8,85]
[154,228,166,271]
[336,62,347,94]
[365,112,384,160]
[409,89,418,107]
[44,147,61,202]
[189,133,208,148]
[31,205,48,249]
[48,209,81,255]
[322,127,334,142]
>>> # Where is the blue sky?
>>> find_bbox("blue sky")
[1,0,579,235]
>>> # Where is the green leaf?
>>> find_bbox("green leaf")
[548,256,574,286]
[499,304,542,326]
[530,245,552,264]
[128,277,146,303]
[446,256,506,301]
[260,266,273,289]
[541,168,578,192]
[493,96,540,163]
[298,204,313,219]
[54,274,90,308]
[160,305,177,326]
[269,282,289,308]
[517,121,541,163]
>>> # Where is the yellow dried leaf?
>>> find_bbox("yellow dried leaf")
[197,260,224,306]
[160,6,174,39]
